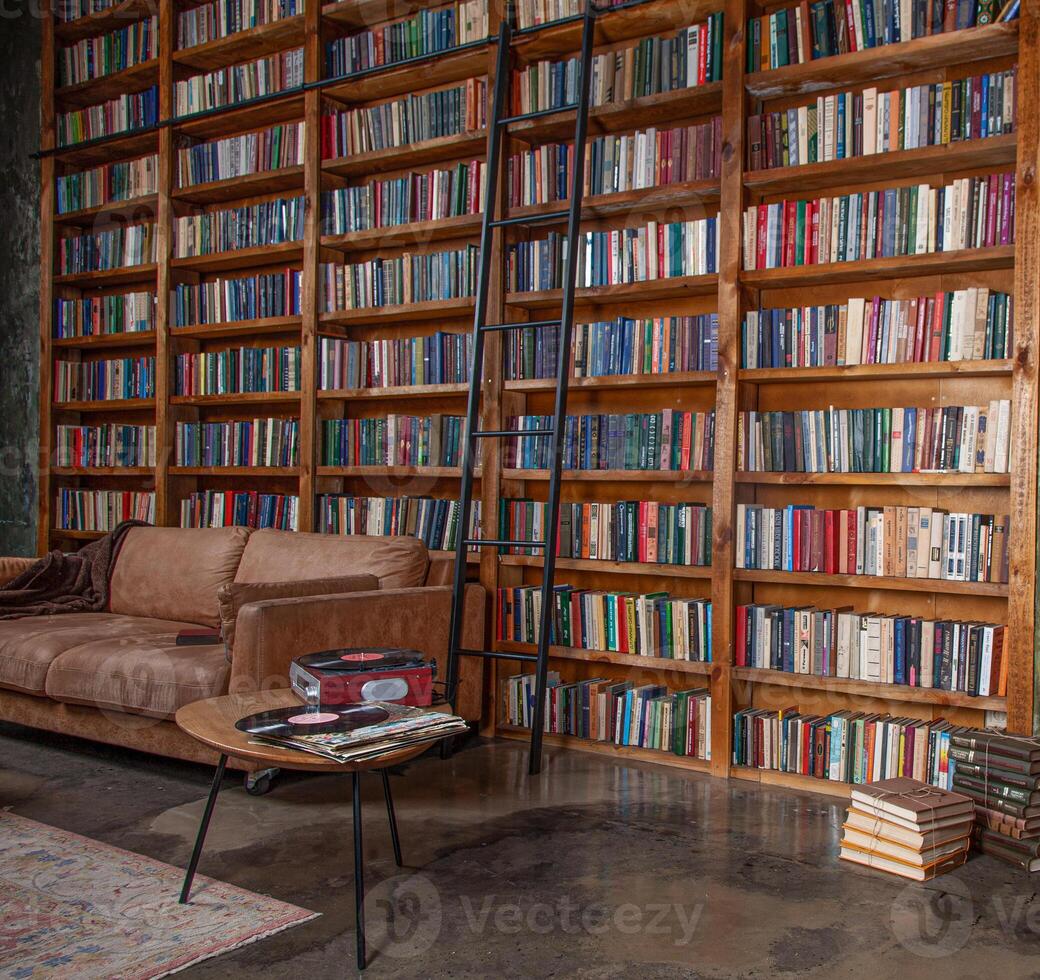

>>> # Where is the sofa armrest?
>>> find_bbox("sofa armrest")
[0,556,35,587]
[228,584,486,721]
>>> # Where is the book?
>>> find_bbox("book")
[175,48,304,116]
[54,357,156,403]
[839,841,967,880]
[317,495,482,553]
[174,197,305,258]
[57,489,156,530]
[176,419,299,469]
[844,807,974,847]
[182,492,299,531]
[174,347,302,397]
[841,825,969,866]
[56,424,157,469]
[318,332,472,391]
[851,776,973,822]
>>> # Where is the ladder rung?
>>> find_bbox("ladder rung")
[463,538,546,549]
[490,210,568,228]
[481,318,561,333]
[454,647,540,663]
[498,103,578,126]
[472,428,553,437]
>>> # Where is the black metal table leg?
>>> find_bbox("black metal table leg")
[381,770,402,867]
[352,771,366,970]
[180,753,228,904]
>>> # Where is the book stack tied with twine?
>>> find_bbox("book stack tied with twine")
[951,731,1040,871]
[840,776,973,880]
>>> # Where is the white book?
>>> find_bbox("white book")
[995,399,1011,473]
[863,87,878,154]
[863,617,882,681]
[984,398,999,472]
[979,626,993,697]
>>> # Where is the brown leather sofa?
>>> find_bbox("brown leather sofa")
[0,526,485,772]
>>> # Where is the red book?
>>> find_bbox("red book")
[987,173,1000,247]
[756,204,769,269]
[844,0,858,49]
[783,200,797,267]
[824,509,836,574]
[735,605,747,666]
[637,501,648,563]
[847,511,858,574]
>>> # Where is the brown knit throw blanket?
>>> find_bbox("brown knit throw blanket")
[0,520,149,619]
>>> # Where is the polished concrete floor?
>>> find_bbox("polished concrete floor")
[3,721,1040,978]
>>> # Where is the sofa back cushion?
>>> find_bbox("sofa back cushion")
[109,526,251,628]
[235,529,429,589]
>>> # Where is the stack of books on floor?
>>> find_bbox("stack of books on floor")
[951,731,1040,871]
[840,776,974,880]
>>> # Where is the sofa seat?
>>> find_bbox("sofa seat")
[0,613,199,698]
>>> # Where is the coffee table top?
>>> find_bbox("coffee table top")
[175,690,437,772]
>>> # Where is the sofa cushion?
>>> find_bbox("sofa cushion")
[109,526,251,628]
[216,574,379,659]
[46,632,230,720]
[0,613,201,696]
[235,529,429,589]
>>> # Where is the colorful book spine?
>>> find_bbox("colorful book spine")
[318,332,472,390]
[737,402,1013,473]
[54,357,155,402]
[174,346,301,396]
[171,270,302,326]
[58,0,129,21]
[735,602,1008,696]
[175,418,300,467]
[56,489,155,529]
[177,0,305,48]
[514,0,625,29]
[54,291,155,338]
[56,154,158,214]
[57,86,159,146]
[176,123,305,186]
[55,424,157,468]
[58,222,155,274]
[173,196,305,258]
[174,48,303,116]
[322,415,469,467]
[180,491,298,530]
[735,502,1009,583]
[316,494,482,552]
[58,16,158,87]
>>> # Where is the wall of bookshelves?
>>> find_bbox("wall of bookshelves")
[39,0,1038,795]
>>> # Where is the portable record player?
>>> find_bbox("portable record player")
[290,647,435,707]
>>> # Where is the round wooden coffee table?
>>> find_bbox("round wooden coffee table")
[176,691,439,970]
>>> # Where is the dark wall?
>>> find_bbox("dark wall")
[0,8,42,556]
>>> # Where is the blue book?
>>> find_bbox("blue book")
[901,408,917,472]
[894,617,906,684]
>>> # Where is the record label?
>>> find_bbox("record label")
[236,703,389,737]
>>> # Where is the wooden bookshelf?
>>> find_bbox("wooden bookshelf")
[38,0,1039,792]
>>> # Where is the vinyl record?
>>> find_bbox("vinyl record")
[297,647,424,673]
[235,703,389,737]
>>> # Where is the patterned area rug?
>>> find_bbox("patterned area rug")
[0,811,319,979]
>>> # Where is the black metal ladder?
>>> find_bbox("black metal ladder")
[443,0,599,776]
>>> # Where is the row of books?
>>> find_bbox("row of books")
[503,315,719,380]
[57,86,158,147]
[499,498,713,566]
[513,0,627,29]
[173,196,304,258]
[174,346,301,396]
[737,402,1013,474]
[58,222,155,274]
[171,270,302,326]
[742,174,1016,270]
[56,489,156,531]
[748,71,1017,171]
[324,1,487,77]
[54,291,155,338]
[741,289,1013,368]
[54,356,155,402]
[319,246,479,311]
[316,494,481,552]
[176,122,304,187]
[503,411,715,473]
[506,219,720,293]
[745,0,1002,72]
[58,16,157,88]
[174,418,300,468]
[173,48,303,117]
[177,0,304,49]
[736,603,1007,696]
[317,332,471,391]
[55,423,157,469]
[506,673,712,760]
[58,0,130,22]
[738,707,976,791]
[180,491,298,530]
[321,414,467,468]
[735,503,1010,583]
[510,17,724,117]
[319,78,486,160]
[506,120,723,209]
[55,154,157,215]
[497,585,712,663]
[320,160,485,235]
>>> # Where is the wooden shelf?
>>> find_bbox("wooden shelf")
[504,371,717,393]
[170,391,301,407]
[52,330,157,349]
[497,639,714,676]
[172,17,307,72]
[53,127,159,169]
[745,134,1018,197]
[735,471,1011,487]
[50,466,153,476]
[740,246,1015,290]
[317,382,471,400]
[53,194,158,227]
[48,528,108,540]
[732,567,1009,597]
[322,131,488,181]
[54,0,155,42]
[53,263,158,288]
[731,666,1005,711]
[730,766,851,800]
[172,166,305,205]
[506,274,719,310]
[745,21,1020,99]
[503,468,714,483]
[55,59,158,109]
[740,360,1014,383]
[168,466,300,476]
[170,242,303,274]
[51,398,155,413]
[170,316,303,340]
[500,554,713,579]
[322,212,483,253]
[319,296,475,327]
[316,465,467,478]
[172,91,306,141]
